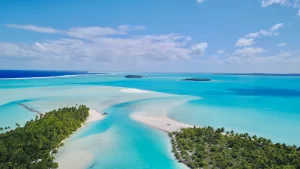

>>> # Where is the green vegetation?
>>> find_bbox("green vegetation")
[182,78,211,82]
[170,126,300,169]
[0,105,89,169]
[124,75,144,78]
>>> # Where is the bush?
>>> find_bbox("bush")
[51,162,59,168]
[52,149,58,154]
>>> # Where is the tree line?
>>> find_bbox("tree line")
[170,126,300,169]
[0,105,89,169]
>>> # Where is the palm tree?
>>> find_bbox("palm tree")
[0,127,3,132]
[252,135,257,141]
[15,123,20,128]
[220,127,225,133]
[267,139,272,145]
[292,145,297,151]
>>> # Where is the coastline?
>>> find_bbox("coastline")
[131,114,193,133]
[130,113,193,169]
[77,109,105,130]
[53,86,173,169]
[120,88,150,93]
[54,109,105,169]
[129,95,199,133]
[54,109,105,148]
[86,109,105,123]
[44,87,196,169]
[1,72,300,168]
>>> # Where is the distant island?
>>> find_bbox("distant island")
[182,78,211,81]
[170,126,300,169]
[124,75,144,78]
[0,105,89,169]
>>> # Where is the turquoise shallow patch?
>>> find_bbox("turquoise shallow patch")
[1,73,300,168]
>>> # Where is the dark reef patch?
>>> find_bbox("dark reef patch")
[227,87,300,97]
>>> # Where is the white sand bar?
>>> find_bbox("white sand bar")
[56,151,94,169]
[131,115,193,133]
[120,88,150,93]
[86,109,105,123]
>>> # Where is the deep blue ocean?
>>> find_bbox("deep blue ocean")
[0,70,90,78]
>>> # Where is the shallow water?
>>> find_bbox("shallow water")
[53,94,190,169]
[1,72,300,168]
[84,100,186,169]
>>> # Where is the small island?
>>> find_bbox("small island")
[124,75,144,78]
[0,105,90,169]
[170,126,300,169]
[182,78,211,82]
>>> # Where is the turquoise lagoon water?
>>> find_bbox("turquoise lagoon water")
[60,99,188,169]
[1,73,300,168]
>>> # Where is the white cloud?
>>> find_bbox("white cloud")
[269,23,284,31]
[298,9,300,16]
[4,24,211,62]
[66,27,121,39]
[279,51,291,56]
[235,38,254,47]
[225,54,300,67]
[277,42,287,46]
[118,25,145,31]
[245,23,284,38]
[196,0,205,4]
[216,50,225,55]
[261,0,300,16]
[5,24,145,40]
[0,34,196,62]
[0,43,40,59]
[5,24,61,34]
[235,23,284,48]
[234,47,265,56]
[195,49,300,73]
[185,36,192,42]
[4,23,300,73]
[261,0,289,7]
[191,43,208,56]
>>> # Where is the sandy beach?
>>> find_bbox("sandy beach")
[129,95,198,133]
[53,86,174,169]
[131,114,193,133]
[54,109,105,169]
[120,88,150,93]
[86,109,105,123]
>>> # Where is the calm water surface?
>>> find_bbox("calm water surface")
[1,71,300,168]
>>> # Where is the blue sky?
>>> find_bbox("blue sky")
[0,0,299,73]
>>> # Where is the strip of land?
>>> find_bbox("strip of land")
[18,103,104,124]
[120,88,150,93]
[18,103,42,115]
[171,127,300,169]
[86,109,105,123]
[131,114,192,133]
[0,106,90,168]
